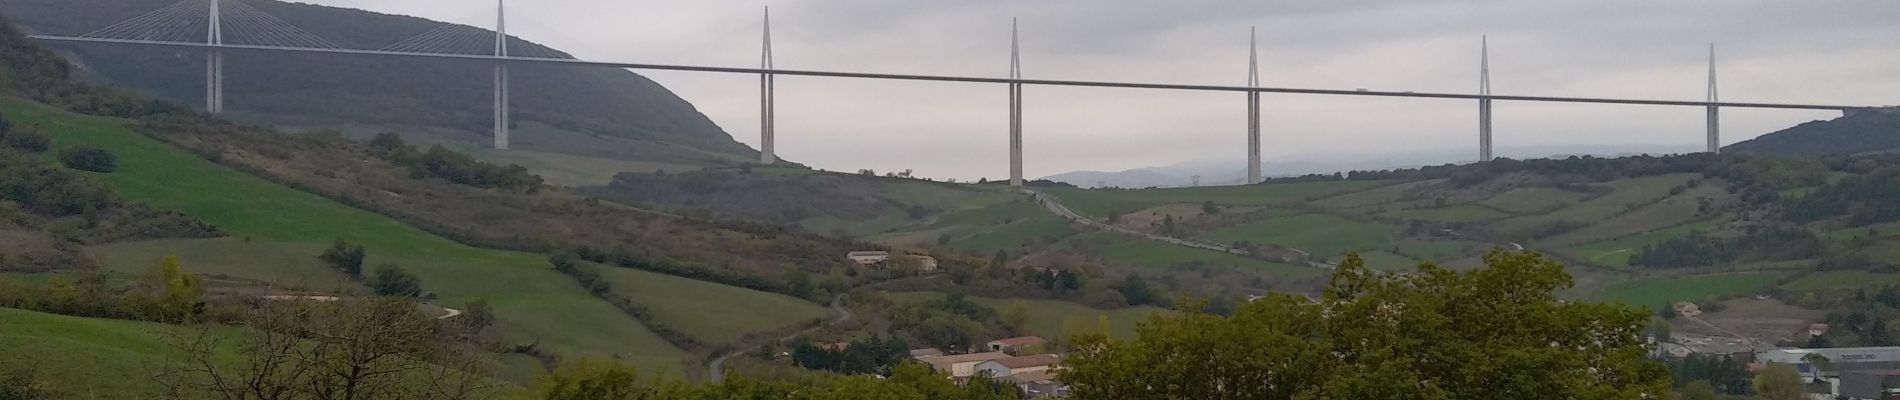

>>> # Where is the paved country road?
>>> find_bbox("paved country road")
[707,293,852,382]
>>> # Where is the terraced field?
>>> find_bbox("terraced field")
[1596,272,1778,308]
[888,292,1170,340]
[1044,180,1390,219]
[1196,214,1397,259]
[1487,174,1699,237]
[1568,218,1729,268]
[592,265,832,347]
[1068,232,1319,277]
[1376,205,1513,223]
[1479,187,1595,214]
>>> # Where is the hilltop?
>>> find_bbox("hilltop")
[0,0,758,171]
[1725,108,1900,155]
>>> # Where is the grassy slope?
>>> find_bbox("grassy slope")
[1394,239,1478,262]
[1543,184,1728,247]
[888,292,1168,340]
[1069,232,1319,277]
[0,308,225,398]
[1376,205,1513,223]
[91,238,360,292]
[1783,271,1900,292]
[2,97,686,372]
[592,265,831,347]
[1046,180,1390,218]
[1487,174,1698,236]
[1596,272,1777,308]
[1196,214,1396,259]
[1479,187,1593,214]
[1568,218,1728,268]
[1309,180,1432,210]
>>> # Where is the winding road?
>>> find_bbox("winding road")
[707,293,853,382]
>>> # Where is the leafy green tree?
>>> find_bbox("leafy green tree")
[1201,200,1219,215]
[1751,363,1804,400]
[1680,380,1718,400]
[1062,251,1669,399]
[0,366,53,400]
[319,239,366,277]
[0,111,10,136]
[2,130,47,153]
[369,263,422,297]
[1002,300,1030,333]
[129,255,204,322]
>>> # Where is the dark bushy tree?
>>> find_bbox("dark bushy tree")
[58,147,117,173]
[369,263,422,297]
[318,239,366,277]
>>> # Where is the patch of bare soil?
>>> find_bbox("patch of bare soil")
[1114,203,1206,232]
[1675,297,1823,347]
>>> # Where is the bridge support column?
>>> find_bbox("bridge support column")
[1247,92,1261,184]
[760,6,776,165]
[1706,44,1720,154]
[494,64,509,150]
[1479,98,1493,162]
[1008,19,1024,187]
[206,51,223,113]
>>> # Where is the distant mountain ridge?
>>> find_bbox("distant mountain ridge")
[0,0,757,166]
[1043,143,1705,188]
[1724,108,1900,156]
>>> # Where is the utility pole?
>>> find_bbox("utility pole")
[1478,36,1493,162]
[1009,18,1024,187]
[493,0,511,150]
[1246,27,1263,184]
[206,0,223,113]
[760,6,777,164]
[1706,43,1720,154]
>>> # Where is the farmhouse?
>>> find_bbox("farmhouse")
[919,351,1012,381]
[973,354,1061,378]
[1008,370,1068,398]
[986,336,1047,355]
[845,251,890,265]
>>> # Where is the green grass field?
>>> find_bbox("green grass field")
[1487,174,1699,237]
[1479,187,1594,215]
[1069,232,1320,277]
[1596,272,1777,308]
[887,292,1169,340]
[1309,180,1432,210]
[592,264,831,347]
[1543,184,1728,246]
[1783,271,1900,292]
[1335,251,1424,272]
[1196,214,1396,258]
[1376,205,1513,223]
[1569,218,1728,268]
[91,238,361,292]
[882,200,1077,253]
[2,97,687,373]
[1044,180,1390,218]
[1394,239,1478,262]
[0,308,229,398]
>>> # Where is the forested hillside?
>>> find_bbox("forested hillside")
[0,0,758,166]
[1724,109,1900,155]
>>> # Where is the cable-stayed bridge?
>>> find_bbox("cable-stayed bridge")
[27,0,1881,187]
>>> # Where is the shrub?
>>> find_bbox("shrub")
[2,130,49,153]
[59,147,117,173]
[369,264,422,297]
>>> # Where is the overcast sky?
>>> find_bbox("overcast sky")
[300,0,1899,180]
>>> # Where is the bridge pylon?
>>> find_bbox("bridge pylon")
[760,6,777,165]
[1009,18,1024,187]
[206,0,224,113]
[1246,27,1262,185]
[492,0,510,150]
[1478,36,1493,163]
[1706,44,1720,154]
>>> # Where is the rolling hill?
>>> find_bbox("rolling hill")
[0,0,758,168]
[1724,108,1900,155]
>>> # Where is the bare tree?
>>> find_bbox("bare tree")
[161,297,500,400]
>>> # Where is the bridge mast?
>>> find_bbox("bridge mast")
[206,0,223,113]
[1009,18,1024,187]
[1478,36,1493,162]
[1706,43,1719,154]
[493,0,511,150]
[1246,27,1262,184]
[760,6,777,165]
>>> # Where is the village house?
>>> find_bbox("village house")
[973,354,1061,378]
[1008,370,1068,398]
[919,351,1012,382]
[908,254,939,272]
[986,336,1047,356]
[844,251,889,265]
